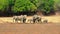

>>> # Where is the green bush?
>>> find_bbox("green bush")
[54,0,60,10]
[12,0,38,13]
[0,0,55,15]
[39,0,55,14]
[0,0,8,11]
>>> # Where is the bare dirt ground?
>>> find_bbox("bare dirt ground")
[0,23,60,34]
[0,13,60,34]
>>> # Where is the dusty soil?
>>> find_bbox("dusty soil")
[0,23,60,34]
[0,13,60,34]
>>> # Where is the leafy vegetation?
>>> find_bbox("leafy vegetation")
[0,0,8,11]
[0,0,59,16]
[54,0,60,10]
[12,0,39,13]
[39,0,54,14]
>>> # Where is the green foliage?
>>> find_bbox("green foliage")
[12,0,37,13]
[0,0,55,15]
[54,0,60,10]
[39,0,54,13]
[0,0,8,11]
[8,0,14,5]
[30,0,39,7]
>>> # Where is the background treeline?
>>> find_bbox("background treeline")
[0,0,60,16]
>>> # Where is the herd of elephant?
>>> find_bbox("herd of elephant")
[13,15,48,24]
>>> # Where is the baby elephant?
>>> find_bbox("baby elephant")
[43,19,48,23]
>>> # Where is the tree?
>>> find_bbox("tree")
[54,0,60,10]
[39,0,55,15]
[0,0,55,16]
[8,0,15,11]
[12,0,38,13]
[0,0,8,11]
[30,0,39,7]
